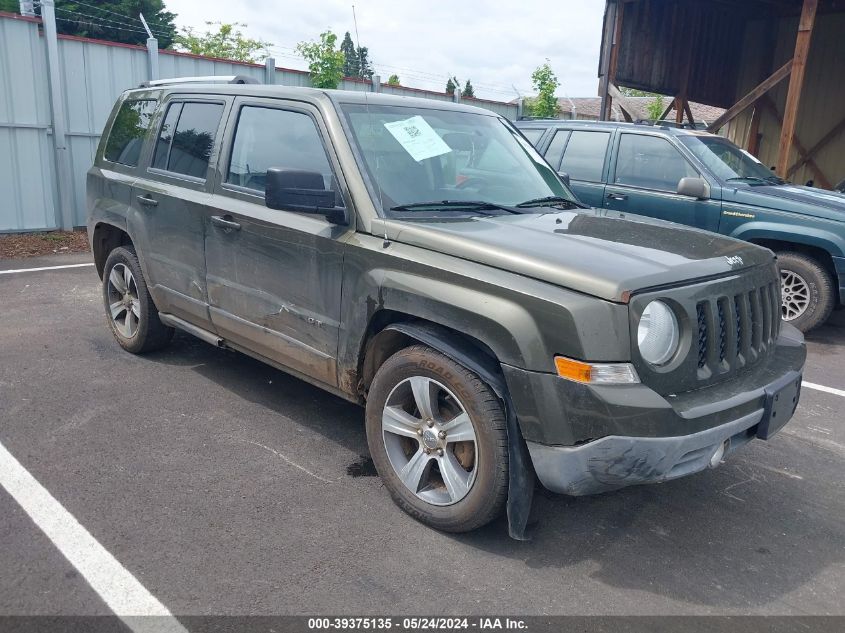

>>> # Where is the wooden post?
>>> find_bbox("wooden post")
[598,1,618,121]
[775,0,818,177]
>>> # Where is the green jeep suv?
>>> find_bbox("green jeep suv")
[88,81,805,537]
[517,120,845,332]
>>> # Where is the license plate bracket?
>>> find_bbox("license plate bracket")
[757,371,802,440]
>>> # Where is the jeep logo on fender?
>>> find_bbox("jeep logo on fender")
[725,255,744,268]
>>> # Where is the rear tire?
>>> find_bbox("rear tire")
[102,246,173,354]
[365,345,508,532]
[776,252,835,333]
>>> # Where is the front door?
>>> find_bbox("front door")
[603,132,721,232]
[204,98,350,387]
[557,129,611,208]
[131,96,228,325]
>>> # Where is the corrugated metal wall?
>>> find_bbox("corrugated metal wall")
[0,13,518,232]
[725,13,845,189]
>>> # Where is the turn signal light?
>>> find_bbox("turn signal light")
[554,356,640,385]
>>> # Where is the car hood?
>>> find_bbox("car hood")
[379,209,773,302]
[731,184,845,221]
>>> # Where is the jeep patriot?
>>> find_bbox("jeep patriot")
[88,79,806,536]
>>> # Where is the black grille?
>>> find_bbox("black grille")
[695,281,779,379]
[734,296,742,358]
[697,304,707,368]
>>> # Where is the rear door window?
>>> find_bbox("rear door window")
[103,99,157,166]
[614,134,698,191]
[560,130,610,182]
[152,101,224,179]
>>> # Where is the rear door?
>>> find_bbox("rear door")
[557,129,611,207]
[130,95,229,326]
[604,132,721,231]
[203,97,351,387]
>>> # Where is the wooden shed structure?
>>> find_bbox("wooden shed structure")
[598,0,845,189]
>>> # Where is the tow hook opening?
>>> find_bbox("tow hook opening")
[709,439,730,468]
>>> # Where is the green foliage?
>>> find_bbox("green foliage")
[0,0,20,13]
[296,30,345,89]
[387,74,400,86]
[175,21,270,63]
[530,60,560,118]
[619,87,652,98]
[340,31,358,77]
[52,1,177,48]
[462,79,475,99]
[445,75,459,95]
[646,95,666,120]
[356,46,374,80]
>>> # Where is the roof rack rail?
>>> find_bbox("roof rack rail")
[139,75,261,88]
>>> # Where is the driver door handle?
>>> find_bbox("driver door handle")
[211,215,241,231]
[607,192,628,201]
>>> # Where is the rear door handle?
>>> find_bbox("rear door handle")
[607,192,628,201]
[210,215,241,231]
[136,194,158,207]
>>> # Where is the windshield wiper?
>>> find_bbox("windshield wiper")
[726,176,771,185]
[515,195,587,209]
[389,200,523,214]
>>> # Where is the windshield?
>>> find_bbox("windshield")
[340,104,576,215]
[679,134,782,184]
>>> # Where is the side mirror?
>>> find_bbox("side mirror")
[677,176,710,200]
[265,168,347,224]
[557,171,571,187]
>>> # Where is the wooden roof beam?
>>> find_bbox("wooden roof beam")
[706,59,793,132]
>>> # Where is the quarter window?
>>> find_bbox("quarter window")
[103,99,157,166]
[614,134,698,191]
[226,106,335,193]
[152,102,224,179]
[544,130,569,170]
[520,128,544,145]
[560,131,610,182]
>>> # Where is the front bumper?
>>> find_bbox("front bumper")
[504,324,806,496]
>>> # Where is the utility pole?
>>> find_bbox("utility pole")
[40,0,75,231]
[139,13,159,81]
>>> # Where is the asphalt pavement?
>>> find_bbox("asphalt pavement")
[1,252,843,616]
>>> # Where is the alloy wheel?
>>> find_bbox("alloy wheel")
[106,263,141,338]
[381,376,478,506]
[781,269,810,321]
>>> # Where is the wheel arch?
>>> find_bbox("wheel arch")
[745,236,838,289]
[92,222,134,279]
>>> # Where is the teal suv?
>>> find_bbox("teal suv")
[517,120,845,332]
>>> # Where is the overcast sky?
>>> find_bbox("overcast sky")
[165,0,606,102]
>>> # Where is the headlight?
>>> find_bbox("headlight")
[637,300,679,366]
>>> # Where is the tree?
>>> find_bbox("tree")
[356,46,374,80]
[387,74,400,86]
[530,61,560,118]
[646,94,666,120]
[50,1,177,48]
[0,0,19,13]
[175,22,271,63]
[296,30,345,89]
[445,76,459,95]
[462,79,475,99]
[340,31,359,77]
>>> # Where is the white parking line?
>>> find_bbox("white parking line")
[804,381,845,398]
[0,440,187,633]
[0,262,95,275]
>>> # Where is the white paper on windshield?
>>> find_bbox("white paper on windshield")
[383,115,452,162]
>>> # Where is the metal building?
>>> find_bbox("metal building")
[598,0,845,190]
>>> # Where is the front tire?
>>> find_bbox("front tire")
[777,252,835,333]
[102,246,173,354]
[365,345,508,533]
